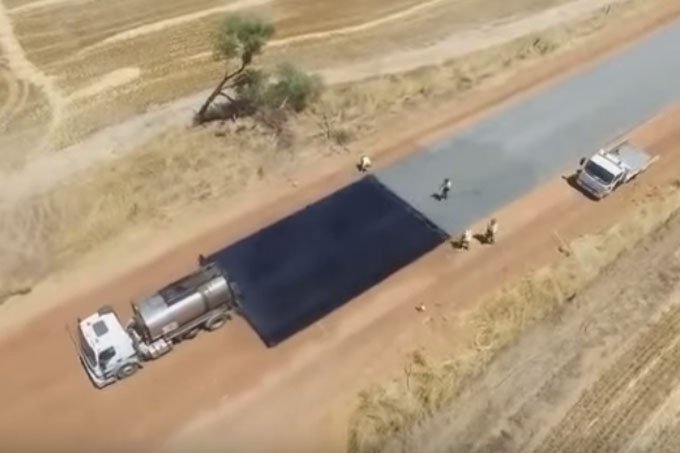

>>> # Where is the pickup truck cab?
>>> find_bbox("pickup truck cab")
[575,140,658,200]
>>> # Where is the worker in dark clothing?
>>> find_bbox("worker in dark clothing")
[439,178,452,200]
[485,218,498,244]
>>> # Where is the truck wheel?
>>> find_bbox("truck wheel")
[116,363,140,380]
[204,313,230,331]
[183,328,200,340]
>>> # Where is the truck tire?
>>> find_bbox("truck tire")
[116,362,140,380]
[204,313,230,331]
[183,328,200,340]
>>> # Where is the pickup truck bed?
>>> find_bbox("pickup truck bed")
[209,175,448,346]
[613,142,655,174]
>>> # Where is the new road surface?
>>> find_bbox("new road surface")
[204,19,680,346]
[376,19,680,235]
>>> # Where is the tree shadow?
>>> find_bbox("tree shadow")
[196,98,254,125]
[473,233,490,245]
[450,238,470,250]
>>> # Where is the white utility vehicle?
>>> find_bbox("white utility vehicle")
[575,140,658,199]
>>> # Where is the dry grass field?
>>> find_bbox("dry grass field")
[1,0,589,155]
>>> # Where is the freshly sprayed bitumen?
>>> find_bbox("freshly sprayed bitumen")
[211,20,680,345]
[210,176,447,346]
[375,20,680,235]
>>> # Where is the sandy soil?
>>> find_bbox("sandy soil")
[388,201,680,453]
[2,18,680,451]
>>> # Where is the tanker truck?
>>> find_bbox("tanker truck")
[74,261,242,388]
[73,175,449,389]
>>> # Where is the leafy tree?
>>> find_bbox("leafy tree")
[195,15,274,122]
[265,63,323,112]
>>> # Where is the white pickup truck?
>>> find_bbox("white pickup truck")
[575,140,658,200]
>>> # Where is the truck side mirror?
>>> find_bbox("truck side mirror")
[198,254,207,266]
[578,157,586,167]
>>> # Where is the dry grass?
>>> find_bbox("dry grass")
[346,182,680,453]
[9,0,618,148]
[0,1,663,298]
[0,205,51,305]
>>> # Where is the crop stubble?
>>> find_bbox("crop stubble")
[535,299,680,453]
[3,0,583,148]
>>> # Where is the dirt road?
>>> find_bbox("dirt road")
[1,14,680,453]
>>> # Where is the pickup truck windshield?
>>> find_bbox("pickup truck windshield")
[584,161,615,184]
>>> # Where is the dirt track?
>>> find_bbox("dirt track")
[2,15,680,450]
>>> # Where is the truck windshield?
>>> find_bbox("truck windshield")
[78,327,97,368]
[584,161,615,184]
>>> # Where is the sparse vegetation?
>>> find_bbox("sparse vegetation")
[195,15,322,124]
[347,182,680,453]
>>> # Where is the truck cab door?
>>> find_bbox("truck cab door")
[98,347,117,375]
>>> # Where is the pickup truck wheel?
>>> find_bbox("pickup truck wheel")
[204,313,230,331]
[116,363,140,380]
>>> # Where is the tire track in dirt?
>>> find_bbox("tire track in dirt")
[267,0,446,48]
[9,0,81,14]
[79,0,445,60]
[78,0,271,54]
[0,0,65,148]
[185,0,447,62]
[534,302,680,453]
[0,61,24,129]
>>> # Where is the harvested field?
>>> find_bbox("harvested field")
[0,0,620,154]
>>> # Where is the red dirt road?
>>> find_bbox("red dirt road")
[1,11,680,453]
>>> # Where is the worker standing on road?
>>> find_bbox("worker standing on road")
[439,178,453,200]
[358,155,372,172]
[459,229,472,250]
[485,218,498,244]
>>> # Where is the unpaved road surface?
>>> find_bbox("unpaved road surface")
[391,179,680,453]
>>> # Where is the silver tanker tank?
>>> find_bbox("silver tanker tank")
[131,264,232,342]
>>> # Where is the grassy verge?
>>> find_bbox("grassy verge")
[0,0,664,298]
[347,180,680,453]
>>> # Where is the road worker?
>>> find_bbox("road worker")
[459,229,472,250]
[358,155,373,172]
[439,177,452,200]
[485,218,498,244]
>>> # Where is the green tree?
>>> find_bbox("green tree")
[195,15,274,123]
[265,63,323,112]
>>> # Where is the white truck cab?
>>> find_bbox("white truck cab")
[77,307,140,388]
[577,152,625,198]
[575,140,657,200]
